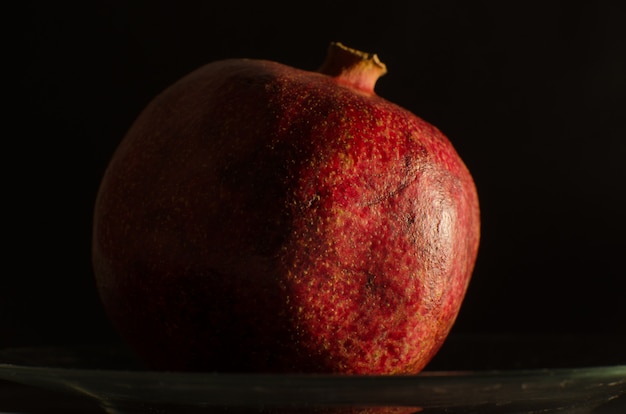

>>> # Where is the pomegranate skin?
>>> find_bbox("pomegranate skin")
[93,46,480,374]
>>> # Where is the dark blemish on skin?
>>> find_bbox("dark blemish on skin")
[306,193,321,209]
[406,213,416,228]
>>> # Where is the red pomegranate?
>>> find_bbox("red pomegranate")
[93,42,480,374]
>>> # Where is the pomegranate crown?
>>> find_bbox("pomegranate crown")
[318,42,387,94]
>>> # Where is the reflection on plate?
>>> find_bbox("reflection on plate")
[0,336,625,413]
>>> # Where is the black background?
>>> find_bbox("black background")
[8,1,626,354]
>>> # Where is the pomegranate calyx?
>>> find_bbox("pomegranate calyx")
[318,42,387,94]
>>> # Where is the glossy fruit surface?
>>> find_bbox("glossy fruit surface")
[93,43,480,374]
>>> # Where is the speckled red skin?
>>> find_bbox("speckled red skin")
[93,57,480,374]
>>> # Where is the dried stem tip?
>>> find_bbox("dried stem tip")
[318,42,387,94]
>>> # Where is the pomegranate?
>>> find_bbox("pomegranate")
[93,42,480,374]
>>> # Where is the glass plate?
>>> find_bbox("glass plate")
[0,335,625,414]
